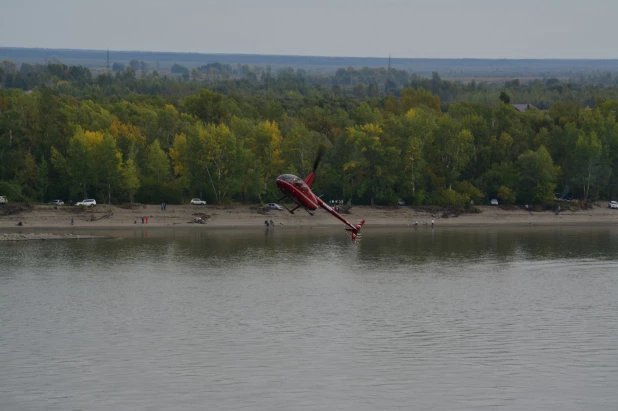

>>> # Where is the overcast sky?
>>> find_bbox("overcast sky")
[1,0,616,59]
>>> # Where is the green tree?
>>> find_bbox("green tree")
[516,146,559,204]
[185,89,229,124]
[50,127,96,199]
[94,132,123,204]
[112,62,124,72]
[574,131,604,199]
[499,91,511,104]
[431,116,473,190]
[345,123,400,205]
[121,158,140,203]
[146,140,171,183]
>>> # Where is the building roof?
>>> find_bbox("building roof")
[512,104,536,112]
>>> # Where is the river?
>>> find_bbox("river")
[1,226,617,410]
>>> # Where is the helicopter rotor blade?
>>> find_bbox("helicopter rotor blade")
[313,144,327,172]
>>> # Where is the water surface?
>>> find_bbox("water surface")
[1,227,617,410]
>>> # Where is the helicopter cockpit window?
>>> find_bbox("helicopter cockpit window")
[279,174,299,183]
[294,180,303,186]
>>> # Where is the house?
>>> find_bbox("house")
[512,104,536,112]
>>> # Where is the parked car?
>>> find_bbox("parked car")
[76,199,96,207]
[609,201,618,209]
[490,199,499,205]
[0,195,6,204]
[266,203,283,211]
[190,198,207,205]
[50,199,64,206]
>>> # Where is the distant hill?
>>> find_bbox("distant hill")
[2,47,618,78]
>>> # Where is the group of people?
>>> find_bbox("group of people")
[330,199,344,212]
[412,219,435,228]
[134,216,149,224]
[264,220,275,227]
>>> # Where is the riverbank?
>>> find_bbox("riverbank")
[2,202,618,231]
[0,232,111,242]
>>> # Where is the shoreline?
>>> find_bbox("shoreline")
[1,203,618,232]
[0,232,112,242]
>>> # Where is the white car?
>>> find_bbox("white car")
[609,201,618,209]
[266,203,283,211]
[76,199,96,207]
[0,195,6,204]
[190,198,207,205]
[490,199,499,205]
[50,199,64,206]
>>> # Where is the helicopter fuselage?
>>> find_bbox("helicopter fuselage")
[276,174,319,211]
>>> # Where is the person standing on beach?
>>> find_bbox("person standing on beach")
[141,216,145,224]
[431,219,434,228]
[70,217,74,226]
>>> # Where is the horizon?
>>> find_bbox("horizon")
[3,46,618,62]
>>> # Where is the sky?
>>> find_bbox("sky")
[1,0,616,59]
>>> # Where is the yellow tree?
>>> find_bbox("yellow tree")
[281,122,321,177]
[250,120,285,201]
[51,127,97,199]
[392,108,437,201]
[201,123,242,204]
[108,118,146,161]
[170,128,212,200]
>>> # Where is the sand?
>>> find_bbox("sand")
[0,233,110,242]
[1,202,618,232]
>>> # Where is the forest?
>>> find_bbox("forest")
[2,59,618,207]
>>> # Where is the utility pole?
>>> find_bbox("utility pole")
[388,53,391,76]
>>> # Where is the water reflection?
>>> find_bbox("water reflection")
[3,226,618,269]
[1,227,618,410]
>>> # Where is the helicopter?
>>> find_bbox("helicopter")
[274,146,365,240]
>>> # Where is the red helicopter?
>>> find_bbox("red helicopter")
[275,147,365,240]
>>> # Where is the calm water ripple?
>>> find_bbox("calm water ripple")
[1,226,617,410]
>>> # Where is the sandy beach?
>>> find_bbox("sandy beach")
[2,202,618,232]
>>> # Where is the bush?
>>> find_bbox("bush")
[0,180,27,203]
[430,189,469,207]
[454,181,483,203]
[412,189,426,206]
[497,185,516,205]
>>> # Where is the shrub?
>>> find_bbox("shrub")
[497,185,516,205]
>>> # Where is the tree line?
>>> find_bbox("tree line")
[2,60,618,207]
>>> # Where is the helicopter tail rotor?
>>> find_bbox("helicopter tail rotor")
[347,219,366,241]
